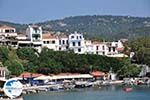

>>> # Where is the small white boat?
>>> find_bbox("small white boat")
[75,81,93,88]
[63,80,75,90]
[50,84,64,91]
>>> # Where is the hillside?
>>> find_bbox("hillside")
[0,21,27,33]
[1,15,150,40]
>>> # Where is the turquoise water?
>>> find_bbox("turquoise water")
[23,85,150,100]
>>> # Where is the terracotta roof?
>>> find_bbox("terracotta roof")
[117,47,124,51]
[42,33,57,39]
[92,42,105,45]
[90,71,105,77]
[19,72,43,78]
[0,25,15,29]
[50,73,80,76]
[17,34,26,37]
[92,41,105,45]
[58,34,68,38]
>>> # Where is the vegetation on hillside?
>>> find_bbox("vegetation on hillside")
[1,15,150,40]
[0,45,141,77]
[130,37,150,66]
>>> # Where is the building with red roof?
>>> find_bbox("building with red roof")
[19,72,43,78]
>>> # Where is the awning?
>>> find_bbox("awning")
[34,75,50,80]
[19,72,43,78]
[48,74,93,80]
[90,71,105,77]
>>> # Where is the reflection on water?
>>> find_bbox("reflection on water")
[24,85,150,100]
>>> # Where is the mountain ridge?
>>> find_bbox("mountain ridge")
[1,15,150,40]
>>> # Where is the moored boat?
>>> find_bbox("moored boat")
[123,87,133,92]
[75,81,93,88]
[50,84,64,91]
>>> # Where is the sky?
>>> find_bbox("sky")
[0,0,150,24]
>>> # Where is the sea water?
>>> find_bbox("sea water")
[23,85,150,100]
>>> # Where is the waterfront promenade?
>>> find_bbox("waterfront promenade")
[0,98,23,100]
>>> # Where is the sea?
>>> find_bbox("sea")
[23,85,150,100]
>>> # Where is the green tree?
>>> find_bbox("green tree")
[4,60,24,76]
[130,37,150,66]
[17,47,39,72]
[117,59,141,77]
[0,46,9,63]
[17,48,38,61]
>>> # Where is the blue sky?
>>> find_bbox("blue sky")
[0,0,150,23]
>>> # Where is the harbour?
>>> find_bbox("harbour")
[23,85,150,100]
[0,1,150,100]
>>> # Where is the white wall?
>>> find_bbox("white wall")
[68,32,85,54]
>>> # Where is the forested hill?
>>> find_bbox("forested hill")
[1,15,150,40]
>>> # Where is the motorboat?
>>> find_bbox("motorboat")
[75,81,93,88]
[123,87,133,92]
[63,80,75,90]
[50,84,64,91]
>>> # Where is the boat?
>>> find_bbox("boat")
[50,84,64,91]
[63,80,75,90]
[75,81,93,88]
[123,87,133,92]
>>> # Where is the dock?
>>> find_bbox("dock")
[0,97,23,100]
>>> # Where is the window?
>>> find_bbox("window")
[78,48,81,52]
[109,47,111,52]
[66,46,69,49]
[47,41,49,44]
[80,36,82,39]
[71,36,74,39]
[72,42,75,46]
[59,40,61,45]
[33,27,39,33]
[96,51,98,55]
[77,36,78,39]
[43,41,46,44]
[59,47,61,51]
[62,40,65,44]
[78,42,81,46]
[10,29,14,33]
[5,30,10,33]
[102,52,105,55]
[96,46,99,50]
[52,40,55,44]
[113,47,115,52]
[116,44,118,47]
[32,34,40,40]
[102,46,105,50]
[66,40,68,44]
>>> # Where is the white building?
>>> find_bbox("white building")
[0,25,18,47]
[68,32,85,54]
[15,25,43,52]
[42,33,68,51]
[26,25,43,52]
[84,40,94,54]
[0,25,17,37]
[42,33,59,50]
[84,40,126,57]
[92,41,108,55]
[106,42,118,55]
[26,25,42,43]
[0,25,127,57]
[105,41,126,57]
[58,35,68,51]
